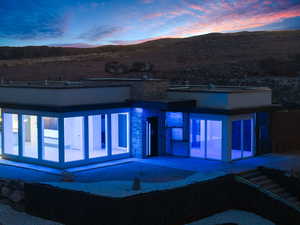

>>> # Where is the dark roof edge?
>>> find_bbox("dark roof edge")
[0,101,282,114]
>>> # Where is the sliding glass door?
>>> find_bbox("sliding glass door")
[190,118,222,160]
[190,119,205,158]
[231,119,254,160]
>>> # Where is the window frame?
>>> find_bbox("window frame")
[88,114,108,159]
[3,112,20,156]
[111,112,130,155]
[41,116,60,163]
[22,114,38,159]
[0,108,131,168]
[189,113,225,161]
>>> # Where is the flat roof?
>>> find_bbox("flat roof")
[0,99,281,115]
[86,77,164,82]
[0,77,166,89]
[0,99,195,113]
[0,80,130,89]
[168,85,271,94]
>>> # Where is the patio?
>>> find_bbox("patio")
[0,153,300,184]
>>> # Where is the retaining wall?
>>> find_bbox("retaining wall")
[24,174,300,225]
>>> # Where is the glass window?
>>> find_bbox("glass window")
[172,128,183,141]
[166,112,183,127]
[231,120,242,160]
[243,119,253,158]
[111,112,129,155]
[22,115,38,158]
[190,119,205,158]
[64,117,84,162]
[88,114,108,158]
[3,113,19,155]
[206,120,222,160]
[42,117,59,162]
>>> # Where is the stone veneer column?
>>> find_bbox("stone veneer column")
[130,108,144,158]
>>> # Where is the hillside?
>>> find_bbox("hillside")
[0,30,300,81]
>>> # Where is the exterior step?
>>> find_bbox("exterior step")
[286,196,299,202]
[264,183,280,190]
[254,179,274,186]
[278,192,292,198]
[294,201,300,207]
[238,170,300,209]
[249,175,268,183]
[241,171,262,179]
[270,187,285,194]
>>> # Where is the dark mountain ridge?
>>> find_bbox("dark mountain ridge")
[0,30,300,81]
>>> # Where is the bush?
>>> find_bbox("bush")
[105,61,129,74]
[130,61,153,72]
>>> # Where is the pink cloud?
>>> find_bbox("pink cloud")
[110,35,178,45]
[171,4,300,37]
[264,1,273,5]
[167,0,300,37]
[183,0,210,13]
[141,0,154,3]
[142,8,196,20]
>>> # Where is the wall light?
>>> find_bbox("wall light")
[134,108,143,113]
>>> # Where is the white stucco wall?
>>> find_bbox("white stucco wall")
[0,86,131,106]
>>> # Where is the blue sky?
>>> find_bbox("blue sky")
[1,0,300,47]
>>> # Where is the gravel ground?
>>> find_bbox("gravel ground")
[0,203,63,225]
[187,210,276,225]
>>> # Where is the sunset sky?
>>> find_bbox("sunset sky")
[1,0,300,47]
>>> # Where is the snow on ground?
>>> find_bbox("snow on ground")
[0,203,63,225]
[186,209,276,225]
[46,170,226,198]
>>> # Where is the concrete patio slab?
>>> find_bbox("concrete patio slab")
[74,161,195,183]
[139,153,300,174]
[0,153,299,185]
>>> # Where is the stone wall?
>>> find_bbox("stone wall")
[131,108,165,158]
[0,179,25,211]
[131,108,144,158]
[130,79,168,101]
[86,79,169,101]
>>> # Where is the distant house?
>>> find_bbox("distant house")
[0,78,280,168]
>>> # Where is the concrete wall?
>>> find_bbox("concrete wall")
[0,86,130,106]
[168,90,272,109]
[26,174,300,225]
[228,92,272,109]
[168,91,228,109]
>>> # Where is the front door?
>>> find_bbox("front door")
[146,117,159,156]
[256,112,271,155]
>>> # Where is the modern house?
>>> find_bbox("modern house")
[0,78,280,169]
